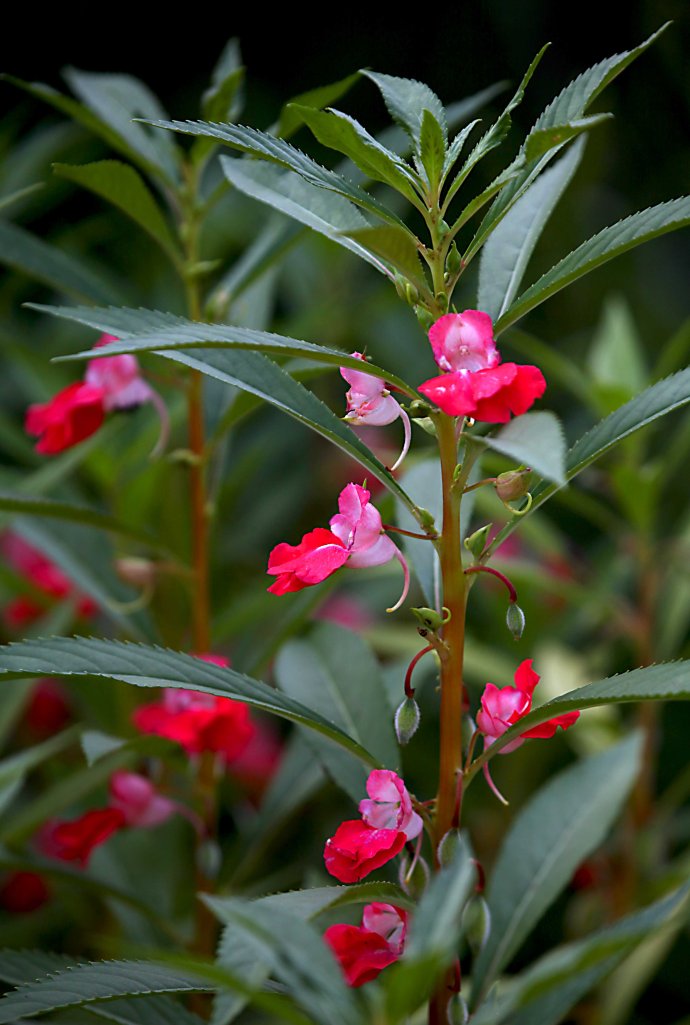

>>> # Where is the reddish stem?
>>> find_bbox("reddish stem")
[464,564,517,603]
[405,644,434,697]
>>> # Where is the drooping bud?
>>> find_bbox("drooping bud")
[464,524,492,561]
[447,994,469,1025]
[395,696,421,745]
[437,828,463,868]
[398,851,430,898]
[462,895,491,957]
[446,242,463,276]
[506,601,526,641]
[411,606,450,632]
[495,468,532,504]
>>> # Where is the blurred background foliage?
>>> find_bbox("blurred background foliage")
[0,2,690,1022]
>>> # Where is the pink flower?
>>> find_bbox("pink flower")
[324,903,408,987]
[132,653,256,763]
[324,819,406,883]
[418,311,546,423]
[267,483,409,612]
[39,808,126,867]
[85,335,154,412]
[476,658,580,754]
[25,382,106,455]
[359,770,422,841]
[108,771,177,828]
[1,533,97,629]
[341,353,411,471]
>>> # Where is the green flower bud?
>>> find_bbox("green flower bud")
[395,696,421,745]
[437,828,463,868]
[411,606,450,631]
[438,218,451,238]
[506,601,526,640]
[417,507,437,531]
[415,305,435,332]
[464,523,492,560]
[404,281,419,305]
[399,851,430,898]
[447,994,469,1025]
[495,468,532,503]
[462,895,491,957]
[446,242,463,276]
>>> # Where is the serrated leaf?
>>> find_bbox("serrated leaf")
[0,220,119,304]
[478,140,584,320]
[442,120,481,180]
[483,411,567,486]
[471,884,690,1025]
[275,624,398,800]
[0,961,212,1023]
[471,735,642,1004]
[496,197,690,333]
[0,637,380,769]
[52,161,181,262]
[64,69,181,185]
[277,73,360,140]
[342,225,427,288]
[288,104,420,199]
[524,113,611,162]
[362,71,447,150]
[418,109,446,189]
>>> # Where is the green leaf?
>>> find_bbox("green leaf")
[362,71,447,150]
[0,637,380,769]
[483,411,567,486]
[276,73,361,140]
[342,225,427,288]
[141,119,405,229]
[419,109,447,189]
[40,303,417,399]
[442,120,481,180]
[52,161,181,263]
[523,113,612,162]
[275,624,398,801]
[0,220,119,304]
[0,961,213,1023]
[0,727,79,818]
[202,39,244,123]
[477,140,584,320]
[220,158,387,273]
[471,885,690,1025]
[286,105,420,199]
[496,196,690,334]
[0,183,44,212]
[587,295,647,412]
[471,734,642,1004]
[63,69,181,184]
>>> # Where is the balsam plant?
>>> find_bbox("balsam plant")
[0,25,690,1025]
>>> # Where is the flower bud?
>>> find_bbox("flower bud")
[395,696,421,745]
[437,828,463,868]
[446,242,463,277]
[115,557,156,589]
[399,851,429,898]
[411,606,450,632]
[464,523,492,560]
[506,601,526,641]
[438,219,451,238]
[447,994,469,1025]
[462,895,491,957]
[414,305,435,332]
[404,282,419,306]
[495,468,531,504]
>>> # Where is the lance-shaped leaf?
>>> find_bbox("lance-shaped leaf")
[418,109,447,190]
[495,196,690,334]
[342,226,428,290]
[0,220,120,305]
[362,71,447,151]
[471,884,690,1025]
[471,734,642,1004]
[53,161,182,263]
[524,113,611,162]
[0,726,79,818]
[487,366,690,556]
[478,139,585,320]
[140,119,406,230]
[276,72,360,139]
[0,637,380,768]
[202,38,244,124]
[0,961,214,1024]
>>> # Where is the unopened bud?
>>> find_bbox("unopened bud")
[395,696,421,745]
[417,507,437,531]
[464,523,492,560]
[462,895,491,957]
[447,994,469,1025]
[411,606,450,632]
[404,282,419,305]
[414,305,435,332]
[399,851,430,898]
[438,219,450,238]
[116,557,156,589]
[495,468,531,504]
[506,601,526,640]
[437,828,463,868]
[435,290,449,312]
[446,242,463,276]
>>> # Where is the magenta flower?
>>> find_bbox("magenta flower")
[108,771,178,828]
[323,819,406,883]
[267,483,409,611]
[324,903,408,986]
[418,311,546,423]
[341,353,411,471]
[476,659,580,754]
[359,769,422,841]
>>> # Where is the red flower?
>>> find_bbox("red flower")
[267,527,350,595]
[323,819,406,883]
[25,382,106,455]
[39,808,126,867]
[419,363,546,422]
[1,533,97,629]
[0,871,50,913]
[325,903,408,987]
